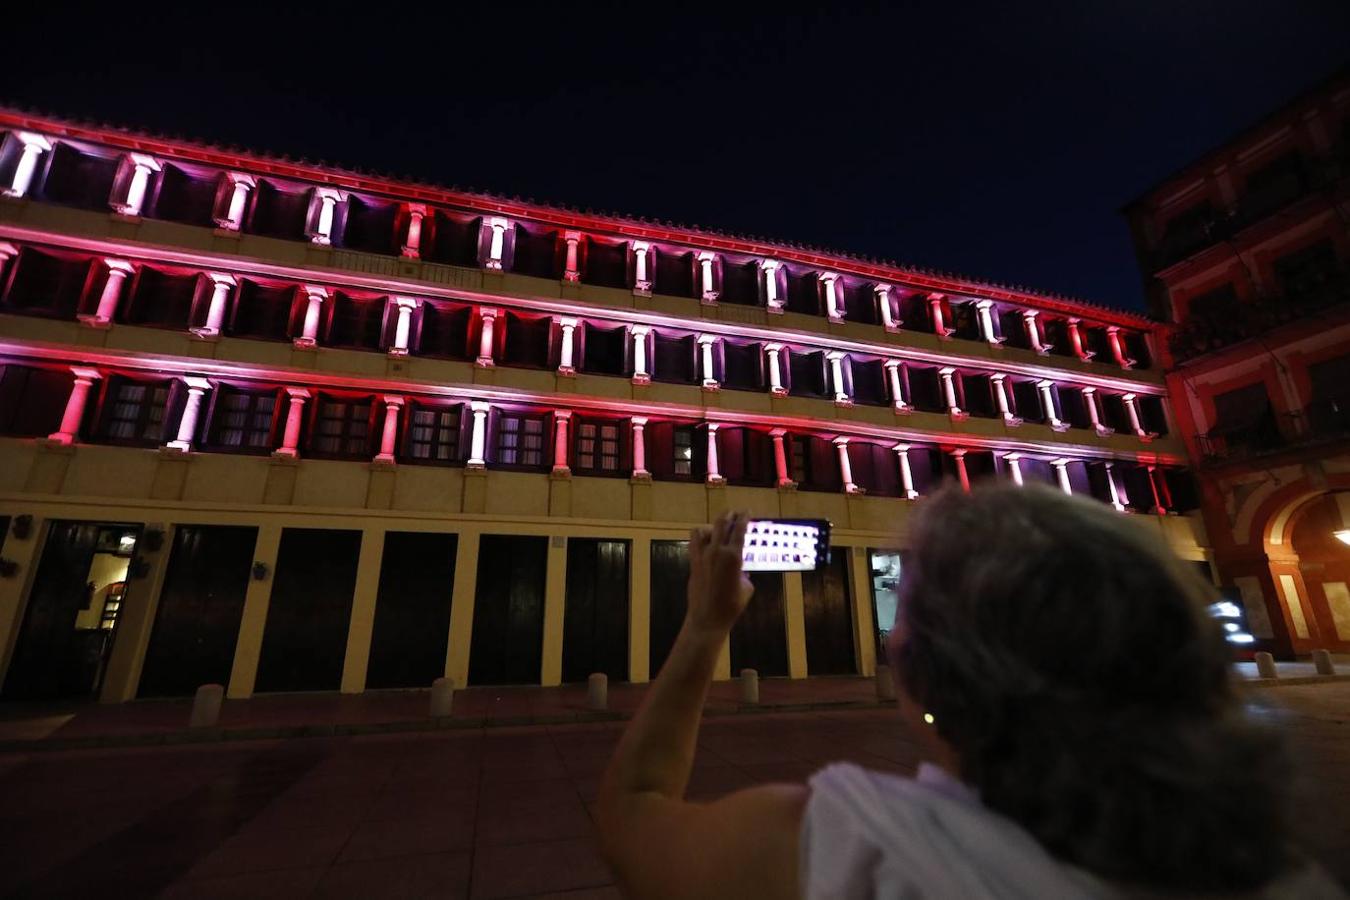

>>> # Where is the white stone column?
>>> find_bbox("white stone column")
[80,259,134,328]
[1039,380,1068,431]
[388,297,418,356]
[877,285,899,331]
[166,377,212,452]
[632,241,652,294]
[563,231,581,282]
[306,188,342,245]
[1082,387,1112,435]
[485,217,508,269]
[191,273,236,338]
[761,259,783,313]
[991,374,1020,425]
[215,174,255,231]
[1053,459,1073,494]
[401,204,426,258]
[976,299,1003,345]
[273,388,311,458]
[476,308,498,367]
[1004,452,1024,486]
[834,437,861,494]
[4,132,52,198]
[770,428,793,487]
[821,273,843,322]
[706,422,724,484]
[765,343,787,396]
[939,366,964,417]
[929,293,953,337]
[698,335,719,390]
[1107,326,1133,368]
[950,449,971,492]
[112,153,161,216]
[48,367,102,445]
[894,443,918,499]
[1122,393,1150,439]
[1023,310,1050,354]
[631,325,651,384]
[1067,318,1093,361]
[698,251,719,303]
[884,360,909,414]
[558,317,578,375]
[295,286,327,348]
[467,401,490,468]
[631,417,650,478]
[552,410,572,475]
[1104,462,1126,512]
[374,395,403,464]
[827,351,851,406]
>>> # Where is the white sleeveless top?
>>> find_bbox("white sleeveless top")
[799,762,1343,899]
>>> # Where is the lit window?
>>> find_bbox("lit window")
[212,389,276,449]
[674,426,694,476]
[104,381,170,443]
[312,398,372,457]
[789,435,809,484]
[576,421,620,472]
[497,414,545,466]
[409,406,460,461]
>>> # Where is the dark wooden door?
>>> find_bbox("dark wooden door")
[802,553,857,675]
[254,529,362,692]
[730,572,789,677]
[468,535,547,685]
[562,539,629,683]
[139,525,257,697]
[649,540,689,677]
[2,521,105,699]
[366,532,458,689]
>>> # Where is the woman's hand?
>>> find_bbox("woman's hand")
[686,511,754,635]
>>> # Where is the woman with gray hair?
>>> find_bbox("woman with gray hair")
[596,485,1341,897]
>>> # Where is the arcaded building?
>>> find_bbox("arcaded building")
[0,108,1202,704]
[1123,66,1350,658]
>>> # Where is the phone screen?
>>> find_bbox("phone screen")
[741,519,830,572]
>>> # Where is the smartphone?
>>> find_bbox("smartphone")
[741,519,831,572]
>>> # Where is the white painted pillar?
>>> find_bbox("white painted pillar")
[1053,459,1073,495]
[82,259,134,327]
[698,251,718,303]
[884,360,909,413]
[390,297,417,356]
[631,417,650,478]
[929,293,953,337]
[827,351,851,405]
[950,449,971,492]
[1107,326,1133,368]
[558,317,578,374]
[274,388,310,458]
[822,273,843,322]
[1023,310,1049,354]
[1004,452,1024,486]
[761,259,783,312]
[4,132,52,198]
[295,286,326,348]
[215,174,255,231]
[706,422,724,484]
[894,444,919,499]
[374,396,403,463]
[770,428,792,487]
[1082,387,1111,435]
[834,437,861,493]
[401,204,426,258]
[552,410,571,475]
[633,241,652,293]
[307,188,341,245]
[166,377,212,452]
[563,231,581,282]
[485,217,508,269]
[877,285,899,330]
[476,308,498,367]
[939,366,963,417]
[1067,318,1093,361]
[1123,392,1148,438]
[112,153,161,216]
[991,374,1019,424]
[698,335,719,390]
[190,273,235,338]
[48,367,102,445]
[1104,462,1126,512]
[1039,380,1068,431]
[976,299,1002,344]
[631,325,651,384]
[467,401,490,468]
[765,343,786,396]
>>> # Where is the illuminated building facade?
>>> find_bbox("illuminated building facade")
[1124,67,1350,657]
[0,108,1202,703]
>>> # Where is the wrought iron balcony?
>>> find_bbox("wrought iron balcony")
[1197,399,1350,465]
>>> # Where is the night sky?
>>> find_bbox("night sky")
[5,3,1348,312]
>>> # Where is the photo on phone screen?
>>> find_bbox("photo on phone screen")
[741,519,830,572]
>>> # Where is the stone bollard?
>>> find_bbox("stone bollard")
[430,677,455,718]
[875,664,897,702]
[1312,649,1336,676]
[1254,651,1278,679]
[188,683,224,728]
[740,668,759,705]
[587,673,608,711]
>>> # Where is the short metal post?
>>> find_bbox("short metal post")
[430,676,455,718]
[740,668,759,705]
[587,673,608,710]
[1254,651,1278,679]
[1312,649,1336,676]
[188,684,224,728]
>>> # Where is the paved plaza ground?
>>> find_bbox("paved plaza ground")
[0,680,1345,898]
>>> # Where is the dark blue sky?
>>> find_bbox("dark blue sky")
[6,3,1349,311]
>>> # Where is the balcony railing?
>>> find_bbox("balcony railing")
[1197,399,1350,464]
[1169,277,1349,364]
